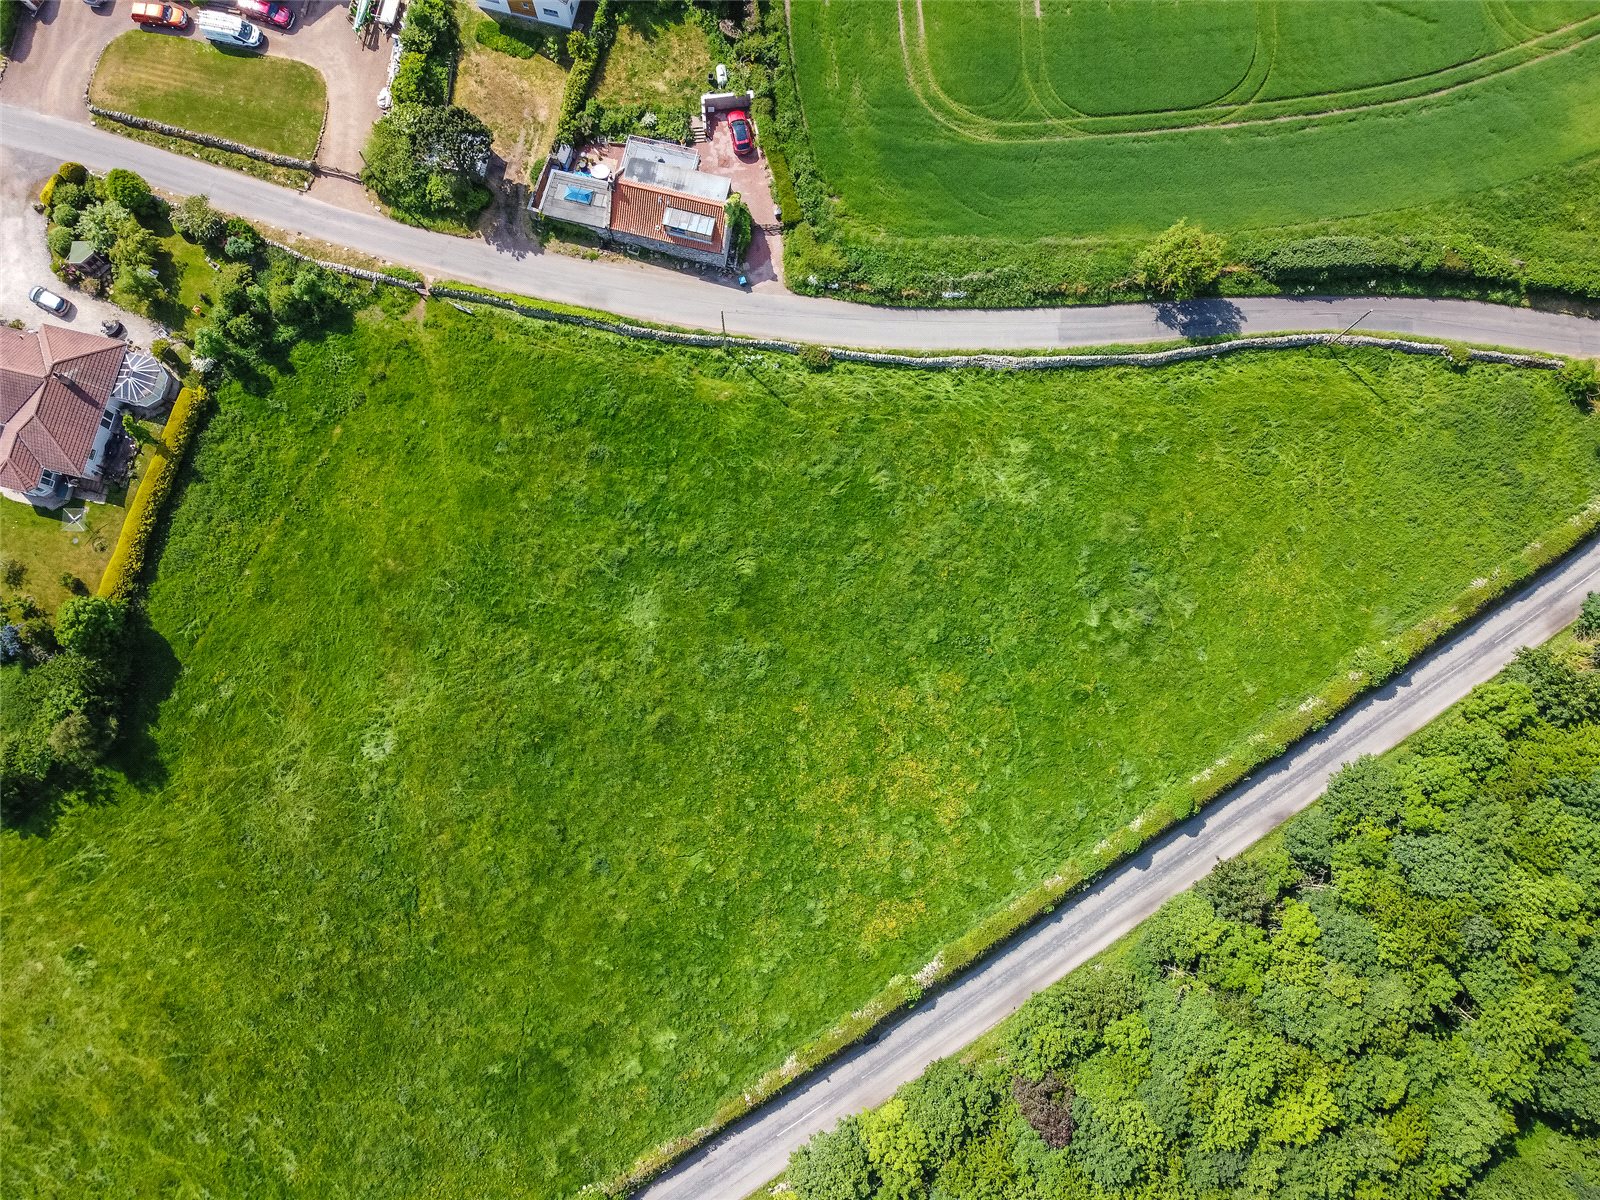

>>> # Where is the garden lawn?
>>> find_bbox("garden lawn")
[593,3,712,113]
[782,0,1600,302]
[89,32,325,159]
[5,302,1600,1197]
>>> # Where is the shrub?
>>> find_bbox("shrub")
[475,16,550,60]
[103,168,154,219]
[0,556,24,588]
[46,226,74,259]
[39,176,57,208]
[725,198,753,260]
[1447,343,1472,368]
[223,235,256,261]
[1576,592,1600,639]
[1135,219,1226,298]
[55,162,88,186]
[51,182,87,212]
[0,1,21,56]
[1557,358,1598,405]
[798,343,833,372]
[1012,1072,1075,1148]
[363,104,492,219]
[174,194,225,244]
[51,203,82,231]
[150,337,171,361]
[390,51,437,107]
[99,387,208,602]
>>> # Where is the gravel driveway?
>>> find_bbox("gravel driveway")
[0,144,164,345]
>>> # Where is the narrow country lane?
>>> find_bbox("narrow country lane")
[638,539,1600,1200]
[3,105,1598,355]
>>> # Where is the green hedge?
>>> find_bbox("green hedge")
[1,0,23,56]
[98,386,208,602]
[552,0,614,146]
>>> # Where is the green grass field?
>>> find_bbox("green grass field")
[782,0,1600,302]
[5,303,1600,1196]
[90,32,326,159]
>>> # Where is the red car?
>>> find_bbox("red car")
[727,109,755,156]
[129,2,189,29]
[238,0,294,29]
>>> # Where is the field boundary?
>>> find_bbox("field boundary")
[599,498,1600,1196]
[425,283,1570,371]
[86,106,319,173]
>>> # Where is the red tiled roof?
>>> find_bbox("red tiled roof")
[610,177,727,256]
[0,324,127,496]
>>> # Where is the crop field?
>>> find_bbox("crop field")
[784,0,1600,300]
[90,32,326,159]
[5,303,1600,1196]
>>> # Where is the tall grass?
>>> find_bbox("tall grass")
[5,304,1600,1197]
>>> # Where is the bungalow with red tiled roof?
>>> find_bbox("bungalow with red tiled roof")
[535,136,735,269]
[0,325,175,510]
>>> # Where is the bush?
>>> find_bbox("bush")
[150,337,171,361]
[0,557,24,589]
[39,175,57,208]
[390,51,442,107]
[174,194,225,244]
[0,0,21,56]
[363,104,492,220]
[99,387,208,602]
[798,343,833,372]
[1557,358,1598,405]
[46,226,74,259]
[103,169,154,219]
[725,198,753,260]
[51,203,81,231]
[223,235,256,261]
[55,595,126,661]
[51,182,87,212]
[56,162,88,186]
[1135,219,1226,298]
[474,16,551,60]
[1576,592,1600,639]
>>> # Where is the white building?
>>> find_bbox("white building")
[475,0,579,31]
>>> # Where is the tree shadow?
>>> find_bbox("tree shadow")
[105,608,182,792]
[1153,299,1246,339]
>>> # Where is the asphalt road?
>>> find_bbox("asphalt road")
[4,106,1599,355]
[638,536,1600,1200]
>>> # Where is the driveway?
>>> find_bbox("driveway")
[1,0,390,213]
[0,143,164,345]
[699,109,781,286]
[0,0,126,118]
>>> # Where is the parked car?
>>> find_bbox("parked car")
[130,2,190,29]
[237,0,293,30]
[196,10,264,46]
[728,109,755,156]
[83,0,112,8]
[29,286,70,316]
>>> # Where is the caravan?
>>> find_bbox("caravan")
[195,10,265,48]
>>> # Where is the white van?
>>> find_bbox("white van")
[196,11,264,48]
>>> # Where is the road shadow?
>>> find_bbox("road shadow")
[1154,298,1245,338]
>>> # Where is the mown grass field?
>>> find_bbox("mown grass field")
[5,302,1600,1196]
[90,32,325,158]
[783,0,1600,301]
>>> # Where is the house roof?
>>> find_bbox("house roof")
[539,167,613,230]
[619,136,730,202]
[611,177,727,257]
[0,325,129,495]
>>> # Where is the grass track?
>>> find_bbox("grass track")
[89,32,326,159]
[4,304,1600,1196]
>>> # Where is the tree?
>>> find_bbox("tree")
[1135,219,1227,298]
[1199,853,1282,927]
[103,168,154,219]
[174,193,225,243]
[54,595,126,662]
[788,1114,875,1200]
[75,200,134,256]
[362,104,491,216]
[46,225,73,258]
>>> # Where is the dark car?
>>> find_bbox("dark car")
[238,0,294,29]
[728,109,755,156]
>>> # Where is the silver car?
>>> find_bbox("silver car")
[28,285,70,316]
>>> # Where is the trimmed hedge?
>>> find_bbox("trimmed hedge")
[98,386,208,602]
[552,0,615,146]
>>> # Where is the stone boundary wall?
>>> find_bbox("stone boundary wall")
[425,286,1568,372]
[87,106,319,172]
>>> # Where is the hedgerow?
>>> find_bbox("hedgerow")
[98,386,208,603]
[552,0,615,146]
